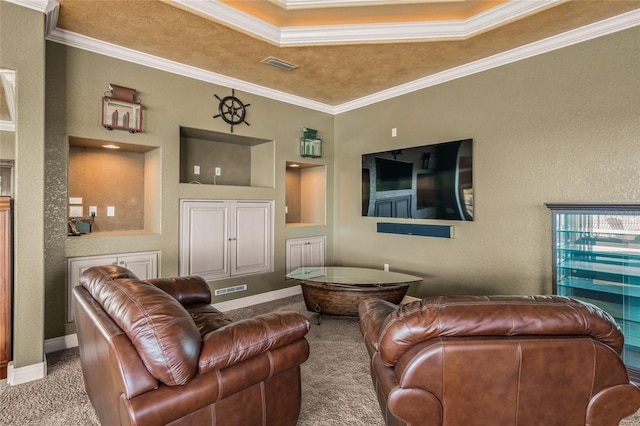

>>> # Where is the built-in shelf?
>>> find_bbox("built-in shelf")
[286,161,326,226]
[67,136,161,236]
[180,127,274,188]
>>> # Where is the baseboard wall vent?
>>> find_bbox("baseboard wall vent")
[215,284,247,296]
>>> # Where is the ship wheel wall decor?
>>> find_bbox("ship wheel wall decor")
[213,89,250,133]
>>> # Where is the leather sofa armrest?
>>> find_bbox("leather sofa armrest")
[146,276,211,306]
[359,298,399,352]
[198,312,310,373]
[586,383,640,426]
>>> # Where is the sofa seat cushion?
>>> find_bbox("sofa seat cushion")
[80,265,201,386]
[187,304,233,337]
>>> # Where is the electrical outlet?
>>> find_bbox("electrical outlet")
[215,167,221,176]
[89,206,97,216]
[194,165,200,175]
[384,263,390,272]
[107,206,115,217]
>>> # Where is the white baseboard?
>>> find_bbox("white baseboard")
[43,285,303,352]
[44,333,78,354]
[7,360,47,385]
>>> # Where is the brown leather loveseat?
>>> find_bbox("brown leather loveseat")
[73,265,310,426]
[359,295,640,426]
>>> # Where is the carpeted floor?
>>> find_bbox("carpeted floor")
[0,294,639,425]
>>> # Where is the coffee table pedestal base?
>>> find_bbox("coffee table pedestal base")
[301,281,409,323]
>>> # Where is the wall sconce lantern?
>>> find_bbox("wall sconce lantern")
[101,84,143,133]
[300,127,322,158]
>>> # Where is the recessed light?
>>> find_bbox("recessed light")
[102,144,120,149]
[289,163,301,168]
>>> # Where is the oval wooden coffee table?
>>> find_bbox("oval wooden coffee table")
[287,267,422,324]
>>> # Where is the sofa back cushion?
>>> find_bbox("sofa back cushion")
[146,276,212,306]
[378,295,622,366]
[80,265,201,386]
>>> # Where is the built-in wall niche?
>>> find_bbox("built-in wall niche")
[67,136,161,235]
[180,127,274,187]
[286,161,326,226]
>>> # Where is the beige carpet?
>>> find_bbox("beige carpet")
[0,294,638,425]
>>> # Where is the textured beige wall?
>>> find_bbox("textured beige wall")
[44,41,334,338]
[333,26,640,298]
[179,138,252,186]
[0,2,46,369]
[0,130,14,159]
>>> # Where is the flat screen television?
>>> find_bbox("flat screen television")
[375,157,413,191]
[362,139,473,221]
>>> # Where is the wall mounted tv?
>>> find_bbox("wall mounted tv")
[362,139,473,221]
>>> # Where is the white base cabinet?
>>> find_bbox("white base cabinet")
[286,236,325,275]
[180,200,273,281]
[67,251,158,322]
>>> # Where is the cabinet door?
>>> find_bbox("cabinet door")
[285,236,325,275]
[305,237,325,271]
[67,255,118,322]
[286,240,306,275]
[180,200,229,280]
[68,251,158,322]
[231,202,272,276]
[117,253,158,280]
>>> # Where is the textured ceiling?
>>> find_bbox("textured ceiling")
[54,0,640,106]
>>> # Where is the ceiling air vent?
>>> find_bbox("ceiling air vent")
[262,57,298,71]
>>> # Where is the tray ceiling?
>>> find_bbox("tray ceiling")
[20,1,640,110]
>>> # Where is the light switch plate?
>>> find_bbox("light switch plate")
[69,197,83,205]
[107,206,115,217]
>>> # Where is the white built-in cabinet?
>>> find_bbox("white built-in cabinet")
[67,251,159,322]
[285,236,326,275]
[179,200,273,281]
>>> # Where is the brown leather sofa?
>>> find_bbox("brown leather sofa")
[73,265,310,426]
[359,295,640,426]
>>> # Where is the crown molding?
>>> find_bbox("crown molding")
[173,0,282,45]
[334,9,640,114]
[269,0,450,10]
[279,0,561,45]
[173,0,561,46]
[45,28,335,114]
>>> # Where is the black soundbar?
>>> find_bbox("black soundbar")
[377,222,454,238]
